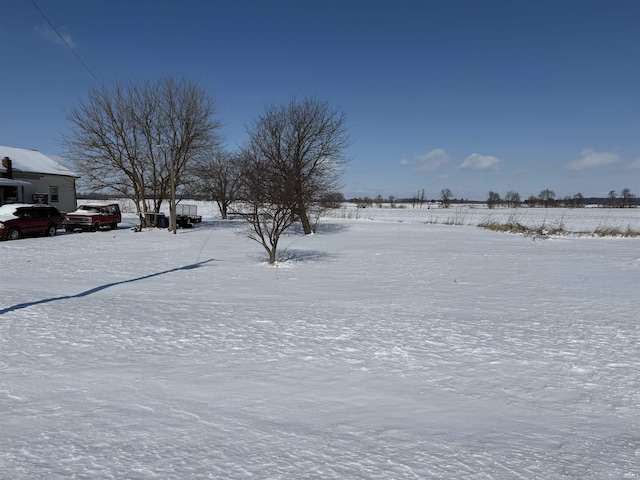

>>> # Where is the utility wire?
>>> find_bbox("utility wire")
[30,0,105,88]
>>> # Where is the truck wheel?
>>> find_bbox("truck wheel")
[90,222,99,232]
[46,224,57,237]
[8,227,20,240]
[111,222,118,230]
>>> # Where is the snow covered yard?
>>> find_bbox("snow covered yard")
[1,209,639,479]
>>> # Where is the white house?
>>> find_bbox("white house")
[0,146,78,213]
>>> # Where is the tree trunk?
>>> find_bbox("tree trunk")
[297,203,313,234]
[299,211,312,234]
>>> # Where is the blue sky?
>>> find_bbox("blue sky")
[1,0,638,200]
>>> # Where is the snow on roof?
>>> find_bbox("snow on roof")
[0,178,31,186]
[0,145,78,177]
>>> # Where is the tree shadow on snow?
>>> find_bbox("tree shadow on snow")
[0,258,217,315]
[281,248,340,263]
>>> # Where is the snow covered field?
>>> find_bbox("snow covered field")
[1,205,639,479]
[326,204,640,234]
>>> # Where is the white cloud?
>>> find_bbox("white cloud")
[35,24,76,49]
[400,148,449,171]
[629,158,640,169]
[415,149,449,171]
[566,149,620,170]
[459,153,500,171]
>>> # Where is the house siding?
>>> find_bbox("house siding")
[0,147,78,213]
[15,172,77,213]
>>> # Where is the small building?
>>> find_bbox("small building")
[0,145,78,213]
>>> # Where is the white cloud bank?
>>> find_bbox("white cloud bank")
[400,148,449,171]
[566,149,620,170]
[459,153,500,171]
[628,158,640,169]
[35,24,76,49]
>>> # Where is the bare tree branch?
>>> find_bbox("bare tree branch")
[64,77,222,216]
[244,97,349,234]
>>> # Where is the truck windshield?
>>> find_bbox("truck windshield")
[79,206,100,213]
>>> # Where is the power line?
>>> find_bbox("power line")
[30,0,105,88]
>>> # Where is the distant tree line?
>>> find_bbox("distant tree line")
[488,188,638,208]
[347,189,471,209]
[346,187,638,209]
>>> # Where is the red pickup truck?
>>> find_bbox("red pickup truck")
[63,203,122,232]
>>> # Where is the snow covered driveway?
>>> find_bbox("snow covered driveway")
[1,216,639,479]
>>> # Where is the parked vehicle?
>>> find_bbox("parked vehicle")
[0,203,63,240]
[140,212,169,229]
[133,205,202,232]
[175,204,202,228]
[63,203,121,232]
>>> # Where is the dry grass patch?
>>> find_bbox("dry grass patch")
[477,211,565,237]
[593,226,640,237]
[479,220,640,238]
[478,220,530,234]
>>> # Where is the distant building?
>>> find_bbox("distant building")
[0,146,78,213]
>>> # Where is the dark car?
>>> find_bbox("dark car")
[0,203,63,240]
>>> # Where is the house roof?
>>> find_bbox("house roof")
[0,178,31,187]
[0,145,78,177]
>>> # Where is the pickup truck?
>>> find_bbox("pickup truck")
[63,203,122,232]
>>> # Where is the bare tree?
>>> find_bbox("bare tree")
[191,149,242,219]
[65,77,221,217]
[244,97,349,234]
[357,197,373,208]
[318,191,345,209]
[235,153,297,264]
[620,188,636,208]
[608,190,618,207]
[572,192,584,208]
[487,191,502,209]
[538,189,556,208]
[504,191,521,208]
[440,188,453,208]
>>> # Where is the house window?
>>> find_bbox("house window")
[4,186,18,202]
[50,186,59,203]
